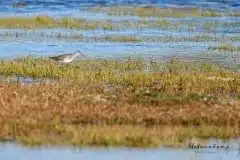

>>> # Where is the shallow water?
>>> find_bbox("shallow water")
[0,39,212,57]
[0,75,53,85]
[0,1,238,64]
[0,0,239,13]
[0,27,239,64]
[1,139,240,160]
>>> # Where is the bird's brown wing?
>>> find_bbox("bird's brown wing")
[49,54,66,60]
[49,56,60,60]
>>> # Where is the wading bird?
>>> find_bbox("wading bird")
[49,50,85,64]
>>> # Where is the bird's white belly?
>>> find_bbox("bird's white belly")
[60,58,73,63]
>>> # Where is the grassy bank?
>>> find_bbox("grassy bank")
[89,6,240,18]
[0,16,115,30]
[0,56,238,80]
[0,123,239,148]
[0,57,239,147]
[0,16,238,30]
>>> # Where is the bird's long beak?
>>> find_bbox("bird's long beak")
[76,50,85,57]
[81,53,86,57]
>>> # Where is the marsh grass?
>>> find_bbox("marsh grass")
[0,56,235,81]
[0,75,239,125]
[0,56,239,147]
[0,16,175,29]
[0,16,238,30]
[0,81,239,147]
[90,6,240,18]
[0,123,239,147]
[0,56,239,101]
[0,16,114,30]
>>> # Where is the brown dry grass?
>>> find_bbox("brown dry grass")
[0,82,239,127]
[0,122,239,147]
[0,78,239,147]
[0,58,239,147]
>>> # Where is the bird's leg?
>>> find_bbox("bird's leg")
[66,63,71,67]
[58,63,64,68]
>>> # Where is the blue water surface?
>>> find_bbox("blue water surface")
[0,0,239,16]
[0,139,240,160]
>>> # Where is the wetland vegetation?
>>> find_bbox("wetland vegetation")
[89,6,240,18]
[0,57,239,147]
[0,2,239,150]
[0,15,238,31]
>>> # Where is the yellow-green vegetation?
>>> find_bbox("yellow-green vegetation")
[0,123,239,147]
[0,16,172,30]
[208,44,240,52]
[0,16,115,30]
[0,56,235,80]
[0,57,239,147]
[0,16,237,30]
[0,16,180,29]
[90,6,240,18]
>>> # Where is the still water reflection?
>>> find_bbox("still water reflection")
[0,140,240,160]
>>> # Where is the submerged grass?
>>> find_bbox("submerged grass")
[1,31,238,43]
[208,44,240,52]
[102,35,143,42]
[0,57,239,147]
